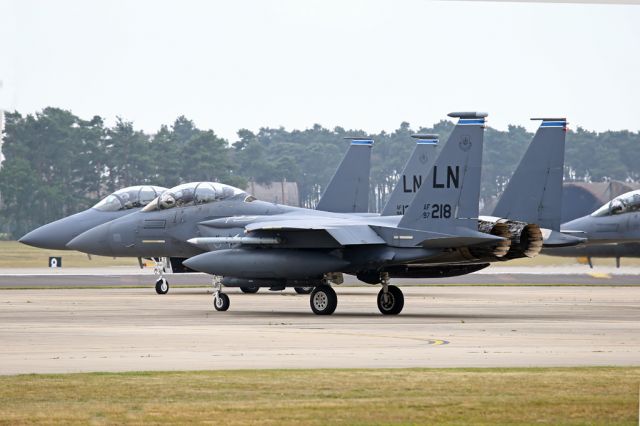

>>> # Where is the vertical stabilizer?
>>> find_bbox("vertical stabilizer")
[316,137,372,213]
[492,118,567,231]
[398,112,487,233]
[381,134,439,216]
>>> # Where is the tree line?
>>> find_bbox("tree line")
[1,107,638,238]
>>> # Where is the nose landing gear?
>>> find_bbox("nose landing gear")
[212,276,230,311]
[155,277,169,295]
[148,257,171,295]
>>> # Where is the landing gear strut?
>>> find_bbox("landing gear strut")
[376,272,404,315]
[212,276,230,311]
[152,258,170,295]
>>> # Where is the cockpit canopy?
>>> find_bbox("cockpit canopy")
[591,190,640,217]
[142,182,254,212]
[93,186,167,212]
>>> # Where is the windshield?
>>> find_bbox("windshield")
[93,186,167,212]
[591,190,640,217]
[142,182,252,212]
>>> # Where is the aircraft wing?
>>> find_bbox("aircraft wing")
[245,219,386,245]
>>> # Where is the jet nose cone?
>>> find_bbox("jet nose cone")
[19,225,67,250]
[67,223,113,256]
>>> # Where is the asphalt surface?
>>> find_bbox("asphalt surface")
[1,285,639,374]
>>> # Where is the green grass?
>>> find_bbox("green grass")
[0,368,638,425]
[0,241,137,268]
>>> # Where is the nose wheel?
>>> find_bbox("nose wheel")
[152,257,170,295]
[212,276,230,311]
[155,278,169,295]
[214,292,230,311]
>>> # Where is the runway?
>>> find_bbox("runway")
[1,285,639,374]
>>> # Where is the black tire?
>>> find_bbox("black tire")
[214,293,230,311]
[155,278,169,295]
[309,286,337,315]
[240,286,259,294]
[294,287,313,295]
[377,285,404,315]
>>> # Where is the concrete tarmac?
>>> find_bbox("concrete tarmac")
[1,265,639,288]
[1,286,639,374]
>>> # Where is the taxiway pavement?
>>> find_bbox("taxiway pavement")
[0,265,639,288]
[1,285,638,374]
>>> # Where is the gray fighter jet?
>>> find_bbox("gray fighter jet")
[69,112,512,315]
[544,190,640,265]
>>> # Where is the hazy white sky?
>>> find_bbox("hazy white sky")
[1,0,639,141]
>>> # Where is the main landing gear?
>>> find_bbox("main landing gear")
[376,273,404,315]
[309,285,338,315]
[210,273,404,315]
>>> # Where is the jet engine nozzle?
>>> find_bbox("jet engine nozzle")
[517,223,544,258]
[477,218,543,260]
[501,221,544,259]
[474,221,512,258]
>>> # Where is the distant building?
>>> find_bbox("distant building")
[246,180,299,207]
[560,181,640,223]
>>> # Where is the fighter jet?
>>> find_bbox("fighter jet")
[543,189,640,266]
[183,115,583,308]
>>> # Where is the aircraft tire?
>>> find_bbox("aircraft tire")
[240,286,259,294]
[310,286,337,315]
[294,287,313,295]
[214,293,230,311]
[155,278,169,295]
[377,285,404,315]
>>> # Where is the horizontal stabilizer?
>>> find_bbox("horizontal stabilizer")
[419,231,506,249]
